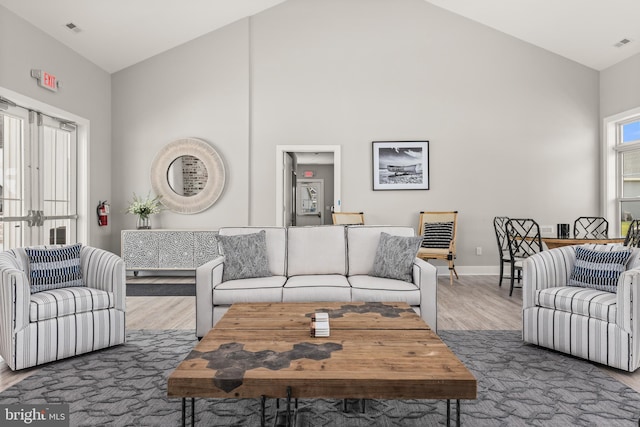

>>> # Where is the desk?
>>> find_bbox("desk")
[542,237,625,249]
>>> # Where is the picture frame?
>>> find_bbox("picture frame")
[372,141,429,190]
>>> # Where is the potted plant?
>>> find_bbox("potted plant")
[126,192,162,229]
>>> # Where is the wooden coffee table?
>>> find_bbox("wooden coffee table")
[168,302,476,426]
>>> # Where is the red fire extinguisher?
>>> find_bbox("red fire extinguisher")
[97,201,110,226]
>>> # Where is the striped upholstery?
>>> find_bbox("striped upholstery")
[535,287,617,323]
[523,244,640,372]
[0,246,126,371]
[30,287,115,322]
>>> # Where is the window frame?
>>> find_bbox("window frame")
[603,107,640,238]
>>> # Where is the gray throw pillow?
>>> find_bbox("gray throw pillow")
[369,232,423,283]
[217,230,272,282]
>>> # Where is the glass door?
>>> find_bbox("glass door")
[0,106,77,250]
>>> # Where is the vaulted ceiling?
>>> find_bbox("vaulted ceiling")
[1,0,638,73]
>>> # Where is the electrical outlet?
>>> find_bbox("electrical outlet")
[476,247,482,256]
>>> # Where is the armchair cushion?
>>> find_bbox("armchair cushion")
[535,287,617,323]
[30,287,115,322]
[217,230,272,282]
[569,246,631,293]
[421,222,453,249]
[370,232,422,283]
[25,243,84,293]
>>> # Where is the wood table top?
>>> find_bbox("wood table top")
[167,302,476,401]
[542,237,625,249]
[214,301,431,331]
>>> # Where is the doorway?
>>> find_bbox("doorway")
[275,145,341,227]
[0,100,78,249]
[296,178,324,226]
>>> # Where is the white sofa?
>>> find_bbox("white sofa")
[523,244,640,372]
[196,225,438,338]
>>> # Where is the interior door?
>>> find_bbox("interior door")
[0,106,77,250]
[296,179,324,226]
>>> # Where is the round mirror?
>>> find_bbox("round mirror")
[167,155,209,197]
[151,138,225,214]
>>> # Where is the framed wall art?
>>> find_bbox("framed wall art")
[372,141,429,190]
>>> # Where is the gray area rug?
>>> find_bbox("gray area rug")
[126,283,195,296]
[1,330,639,426]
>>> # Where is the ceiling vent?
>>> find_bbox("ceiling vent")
[614,38,632,48]
[65,22,81,33]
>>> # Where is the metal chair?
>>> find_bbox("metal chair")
[417,211,458,285]
[332,212,365,225]
[493,216,511,288]
[505,218,543,296]
[624,219,640,247]
[573,216,608,239]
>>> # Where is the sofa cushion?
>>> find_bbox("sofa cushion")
[569,246,631,293]
[26,243,84,293]
[287,226,347,276]
[213,276,286,305]
[30,287,114,322]
[217,230,272,282]
[349,275,420,305]
[282,274,351,302]
[219,227,286,276]
[347,226,416,276]
[535,287,617,323]
[370,233,422,283]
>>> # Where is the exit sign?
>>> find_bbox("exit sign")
[31,69,60,92]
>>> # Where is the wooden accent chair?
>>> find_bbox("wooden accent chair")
[332,212,365,225]
[417,211,458,285]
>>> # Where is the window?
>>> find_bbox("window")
[606,112,640,238]
[622,120,640,144]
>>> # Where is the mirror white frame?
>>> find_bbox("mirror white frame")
[151,137,225,214]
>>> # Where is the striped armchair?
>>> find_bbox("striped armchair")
[523,244,640,372]
[0,246,126,370]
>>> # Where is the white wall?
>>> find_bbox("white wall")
[0,6,112,250]
[600,52,640,119]
[111,0,600,269]
[249,0,599,269]
[111,19,250,251]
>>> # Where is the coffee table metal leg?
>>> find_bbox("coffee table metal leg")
[456,399,461,427]
[286,386,292,427]
[446,399,451,427]
[260,395,266,427]
[181,398,186,427]
[191,398,195,427]
[361,399,366,414]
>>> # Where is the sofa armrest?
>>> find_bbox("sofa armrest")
[196,255,224,337]
[522,247,575,309]
[413,257,438,332]
[80,246,126,311]
[617,267,640,334]
[0,253,30,336]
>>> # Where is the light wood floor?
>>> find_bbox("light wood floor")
[1,275,639,394]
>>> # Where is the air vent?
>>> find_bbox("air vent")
[614,38,632,48]
[65,22,81,33]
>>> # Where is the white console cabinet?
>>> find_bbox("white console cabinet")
[121,229,218,275]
